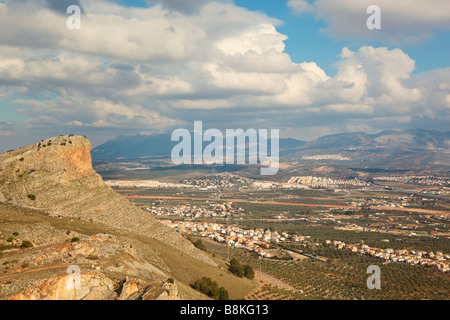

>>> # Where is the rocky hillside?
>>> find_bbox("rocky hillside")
[0,135,254,300]
[0,135,212,263]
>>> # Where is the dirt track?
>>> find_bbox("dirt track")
[0,265,70,280]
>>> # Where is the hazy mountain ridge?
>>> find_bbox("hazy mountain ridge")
[91,129,450,168]
[297,129,450,151]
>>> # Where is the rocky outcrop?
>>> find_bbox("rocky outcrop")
[154,281,179,300]
[8,273,181,300]
[0,135,215,267]
[118,277,142,300]
[8,273,116,300]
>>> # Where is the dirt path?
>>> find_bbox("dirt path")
[0,265,70,280]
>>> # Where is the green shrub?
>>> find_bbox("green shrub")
[0,244,12,251]
[243,264,255,279]
[192,277,228,300]
[70,237,80,242]
[219,287,229,300]
[167,278,175,284]
[193,239,207,251]
[12,232,19,236]
[20,240,33,249]
[19,157,24,162]
[27,194,36,201]
[229,258,244,277]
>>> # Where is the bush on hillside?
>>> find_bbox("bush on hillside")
[192,277,229,300]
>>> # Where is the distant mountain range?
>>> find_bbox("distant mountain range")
[92,129,450,168]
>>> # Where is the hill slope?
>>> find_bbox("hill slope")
[0,135,254,299]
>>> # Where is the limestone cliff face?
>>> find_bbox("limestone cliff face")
[0,135,215,266]
[0,135,102,204]
[0,135,96,179]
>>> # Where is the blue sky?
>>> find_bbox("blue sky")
[0,0,449,150]
[237,0,449,74]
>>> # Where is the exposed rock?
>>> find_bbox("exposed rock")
[8,272,116,300]
[140,280,180,300]
[155,281,179,300]
[7,271,181,301]
[118,277,143,300]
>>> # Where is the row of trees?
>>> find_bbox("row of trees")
[229,258,255,279]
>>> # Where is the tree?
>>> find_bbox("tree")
[243,264,255,279]
[194,239,207,251]
[229,258,244,277]
[219,287,229,300]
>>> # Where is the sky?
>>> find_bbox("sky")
[0,0,449,151]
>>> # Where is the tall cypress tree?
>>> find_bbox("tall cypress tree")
[229,257,244,277]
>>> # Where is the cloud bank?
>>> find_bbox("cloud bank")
[0,0,448,150]
[288,0,450,43]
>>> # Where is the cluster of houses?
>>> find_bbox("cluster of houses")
[301,154,351,161]
[252,176,371,190]
[160,219,449,272]
[373,175,449,186]
[160,220,308,256]
[287,176,370,188]
[349,193,442,209]
[105,179,194,189]
[145,203,244,219]
[179,174,252,190]
[328,240,450,273]
[350,196,412,208]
